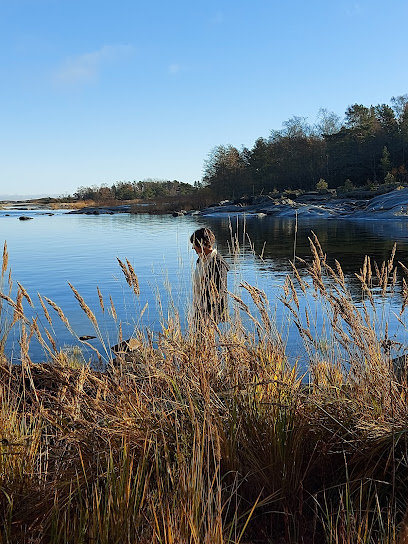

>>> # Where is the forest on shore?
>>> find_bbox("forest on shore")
[59,94,408,205]
[202,94,408,199]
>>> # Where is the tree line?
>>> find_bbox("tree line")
[202,95,408,200]
[71,179,196,202]
[68,94,408,205]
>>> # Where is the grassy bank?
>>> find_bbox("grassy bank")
[1,237,408,543]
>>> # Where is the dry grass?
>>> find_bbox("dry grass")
[130,191,214,214]
[49,199,144,210]
[0,237,408,542]
[49,200,97,210]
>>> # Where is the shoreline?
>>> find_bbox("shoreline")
[3,187,408,222]
[63,187,408,221]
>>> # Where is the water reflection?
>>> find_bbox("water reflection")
[202,215,408,271]
[195,215,408,301]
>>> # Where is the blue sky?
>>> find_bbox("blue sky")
[1,0,408,197]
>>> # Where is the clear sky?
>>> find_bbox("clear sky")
[1,0,408,197]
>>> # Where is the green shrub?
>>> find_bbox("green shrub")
[316,178,328,192]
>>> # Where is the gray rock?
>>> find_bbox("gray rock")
[351,188,408,219]
[67,205,131,215]
[200,188,408,221]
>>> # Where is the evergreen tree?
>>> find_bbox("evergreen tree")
[380,146,391,179]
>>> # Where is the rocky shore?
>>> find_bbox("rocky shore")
[196,188,408,220]
[65,187,408,221]
[66,204,132,215]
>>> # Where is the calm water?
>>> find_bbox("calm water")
[2,207,408,367]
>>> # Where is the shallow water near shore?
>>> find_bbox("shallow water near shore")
[1,207,408,367]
